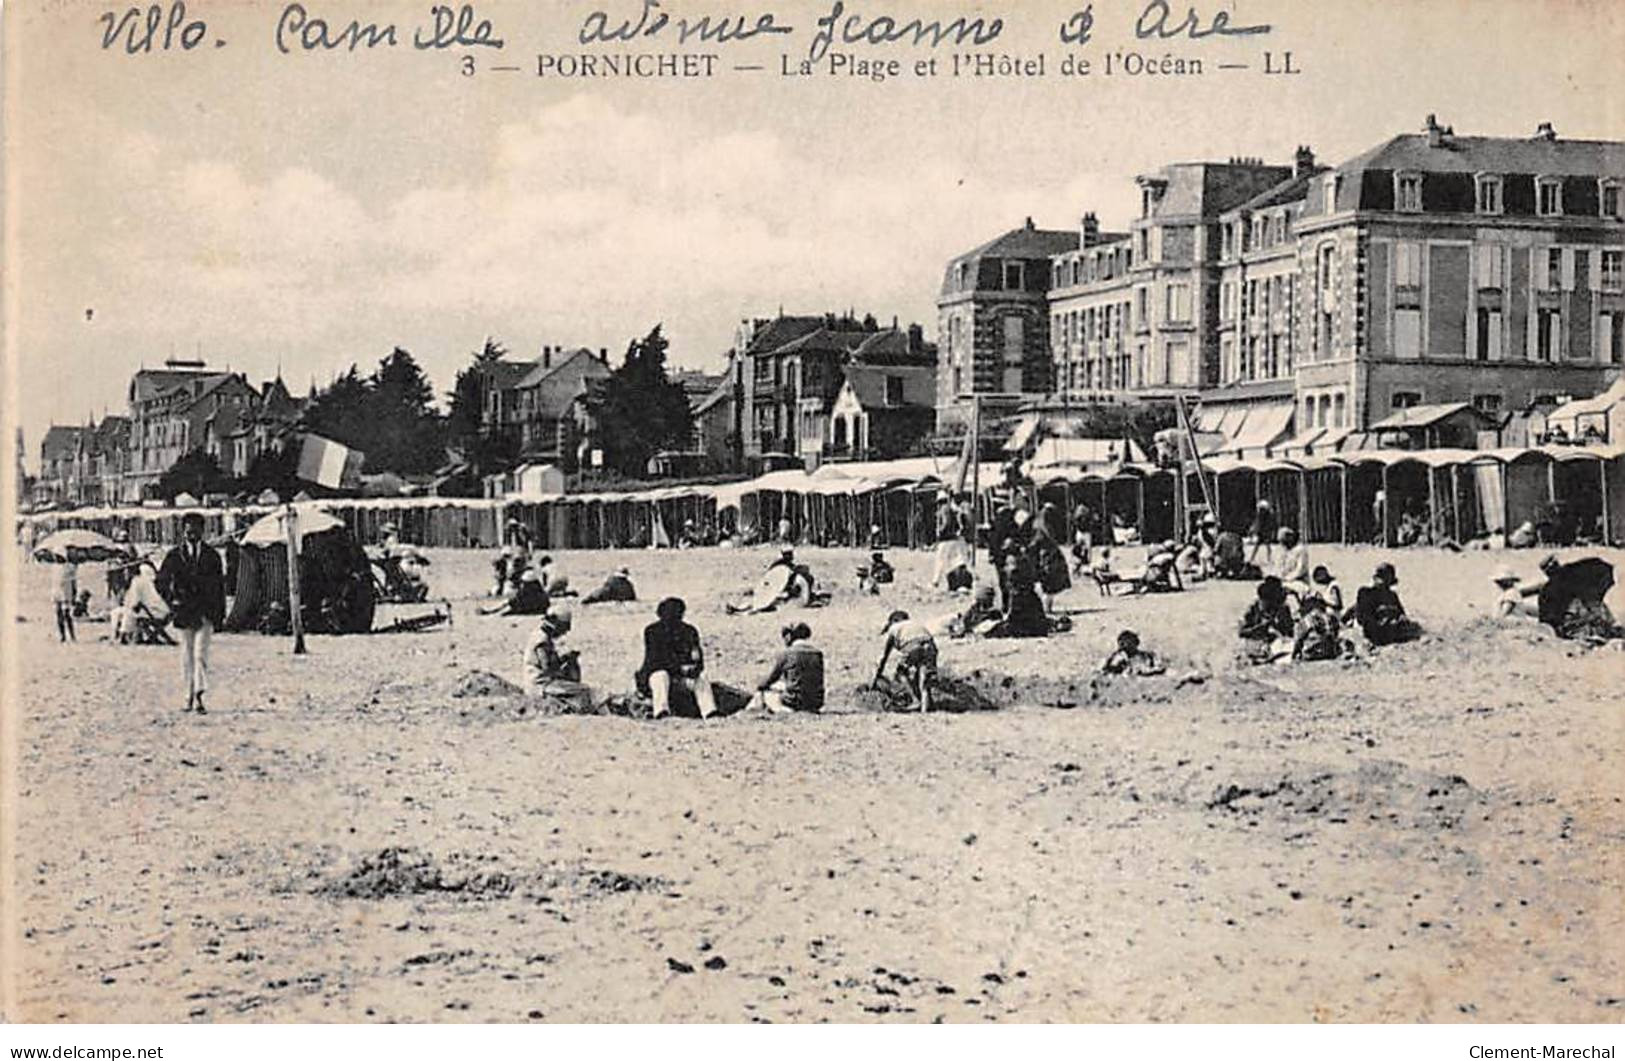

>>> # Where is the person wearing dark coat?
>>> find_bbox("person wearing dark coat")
[583,567,637,605]
[156,512,227,714]
[1028,524,1071,610]
[990,550,1049,638]
[480,568,551,616]
[636,597,717,719]
[1239,576,1294,647]
[1343,563,1420,646]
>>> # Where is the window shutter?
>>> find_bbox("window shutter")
[1590,251,1603,291]
[1561,249,1576,291]
[1527,249,1540,359]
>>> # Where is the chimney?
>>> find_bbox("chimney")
[599,347,608,363]
[907,323,924,354]
[1294,145,1315,178]
[1424,113,1448,147]
[1024,216,1035,231]
[542,345,552,369]
[1079,214,1105,248]
[1533,121,1557,141]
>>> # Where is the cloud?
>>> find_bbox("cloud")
[17,91,1123,454]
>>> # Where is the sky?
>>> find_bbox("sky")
[5,0,1623,468]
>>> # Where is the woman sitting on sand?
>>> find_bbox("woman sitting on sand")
[480,568,550,616]
[1343,563,1420,646]
[1305,565,1343,613]
[1239,577,1295,662]
[583,567,637,605]
[929,584,1002,640]
[989,551,1049,638]
[636,597,717,719]
[524,609,595,713]
[728,551,826,614]
[753,622,825,714]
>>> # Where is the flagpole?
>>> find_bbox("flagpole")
[969,395,980,572]
[284,503,306,655]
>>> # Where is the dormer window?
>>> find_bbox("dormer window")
[1602,180,1623,220]
[1324,175,1341,214]
[955,262,968,290]
[1536,177,1563,217]
[1002,261,1025,291]
[1395,172,1423,212]
[1475,175,1503,215]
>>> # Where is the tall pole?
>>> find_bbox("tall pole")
[969,395,981,572]
[284,503,306,655]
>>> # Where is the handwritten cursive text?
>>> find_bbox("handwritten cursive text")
[808,2,1003,63]
[1135,0,1271,39]
[579,0,790,46]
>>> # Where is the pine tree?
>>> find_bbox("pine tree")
[364,347,443,474]
[585,325,693,476]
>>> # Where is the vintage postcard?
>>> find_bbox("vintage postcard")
[2,0,1623,1036]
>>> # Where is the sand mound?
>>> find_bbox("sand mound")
[316,847,515,900]
[316,848,674,903]
[451,670,524,698]
[945,666,1239,711]
[1205,761,1481,831]
[849,674,999,714]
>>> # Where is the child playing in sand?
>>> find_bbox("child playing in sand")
[1239,577,1294,663]
[1306,565,1342,612]
[1291,594,1343,662]
[874,610,938,712]
[1100,630,1166,676]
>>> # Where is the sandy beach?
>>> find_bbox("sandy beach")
[10,543,1624,1023]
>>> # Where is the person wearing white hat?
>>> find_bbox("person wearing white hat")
[523,608,595,713]
[114,558,174,645]
[1491,567,1539,619]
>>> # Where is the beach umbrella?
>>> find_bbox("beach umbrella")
[33,528,124,563]
[173,492,199,507]
[240,507,344,546]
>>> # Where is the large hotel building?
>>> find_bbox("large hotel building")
[938,118,1625,448]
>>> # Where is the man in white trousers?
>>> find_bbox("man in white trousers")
[156,512,227,714]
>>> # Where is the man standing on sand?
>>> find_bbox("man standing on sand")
[156,512,226,715]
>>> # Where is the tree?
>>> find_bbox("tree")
[583,325,694,476]
[364,347,444,474]
[300,351,446,476]
[446,337,508,468]
[240,442,300,500]
[303,365,370,450]
[156,448,228,500]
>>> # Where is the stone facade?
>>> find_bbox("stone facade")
[949,121,1624,442]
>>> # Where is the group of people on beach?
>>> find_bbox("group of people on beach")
[52,514,226,713]
[42,482,1622,721]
